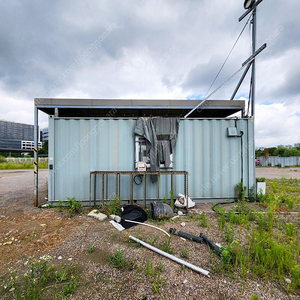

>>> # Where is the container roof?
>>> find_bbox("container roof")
[35,98,245,118]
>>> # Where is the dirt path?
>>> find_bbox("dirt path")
[0,169,48,211]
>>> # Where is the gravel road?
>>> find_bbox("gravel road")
[0,169,48,210]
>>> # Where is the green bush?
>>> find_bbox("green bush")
[102,196,123,216]
[235,182,246,201]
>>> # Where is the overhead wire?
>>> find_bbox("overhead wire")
[246,19,253,117]
[204,14,252,99]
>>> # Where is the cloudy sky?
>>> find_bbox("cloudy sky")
[0,0,299,147]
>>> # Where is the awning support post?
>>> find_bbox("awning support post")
[34,105,39,207]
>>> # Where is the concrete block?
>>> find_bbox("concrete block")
[87,210,107,221]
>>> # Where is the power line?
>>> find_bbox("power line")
[204,14,252,98]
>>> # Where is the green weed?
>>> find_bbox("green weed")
[198,211,208,227]
[160,236,173,254]
[257,212,266,231]
[88,245,95,253]
[3,256,79,300]
[169,190,174,210]
[286,223,295,238]
[149,236,159,246]
[152,272,165,294]
[102,196,123,216]
[157,262,164,272]
[224,224,234,244]
[217,214,226,231]
[291,265,300,290]
[248,230,295,279]
[66,197,82,216]
[108,249,132,269]
[212,178,300,292]
[235,182,246,201]
[180,247,190,259]
[145,261,155,277]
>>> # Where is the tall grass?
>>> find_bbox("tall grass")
[0,162,48,170]
[217,178,300,291]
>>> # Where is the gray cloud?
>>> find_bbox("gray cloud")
[0,0,299,145]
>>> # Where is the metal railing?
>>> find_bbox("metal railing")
[89,170,188,207]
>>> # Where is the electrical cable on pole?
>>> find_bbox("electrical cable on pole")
[204,14,252,99]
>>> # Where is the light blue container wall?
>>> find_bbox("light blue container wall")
[173,119,255,200]
[48,117,255,202]
[49,118,136,202]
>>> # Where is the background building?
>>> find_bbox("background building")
[0,120,41,151]
[41,128,49,142]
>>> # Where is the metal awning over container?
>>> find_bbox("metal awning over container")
[33,98,255,207]
[35,99,245,118]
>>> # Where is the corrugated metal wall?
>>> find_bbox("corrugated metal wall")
[48,117,255,203]
[258,156,300,167]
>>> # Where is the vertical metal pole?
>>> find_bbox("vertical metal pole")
[157,174,160,201]
[34,106,39,207]
[186,172,189,212]
[251,8,257,117]
[251,7,257,199]
[94,173,97,206]
[102,174,105,207]
[118,173,121,199]
[106,174,108,200]
[89,172,92,207]
[171,173,174,200]
[130,174,133,204]
[115,173,118,198]
[143,173,146,208]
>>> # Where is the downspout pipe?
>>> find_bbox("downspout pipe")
[234,119,244,186]
[129,235,210,277]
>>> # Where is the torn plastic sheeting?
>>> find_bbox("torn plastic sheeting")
[129,235,210,277]
[174,193,195,208]
[109,220,125,231]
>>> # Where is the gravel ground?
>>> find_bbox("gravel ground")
[256,167,300,179]
[0,168,299,299]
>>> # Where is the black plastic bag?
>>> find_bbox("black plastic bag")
[120,205,148,229]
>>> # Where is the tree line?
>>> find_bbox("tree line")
[256,146,300,158]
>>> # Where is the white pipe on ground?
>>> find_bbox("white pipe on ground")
[129,235,210,277]
[110,215,170,237]
[125,220,170,237]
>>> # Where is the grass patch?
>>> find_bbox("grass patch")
[0,162,48,170]
[108,249,133,269]
[1,256,79,300]
[55,197,83,217]
[217,178,300,292]
[180,247,190,259]
[101,197,123,216]
[160,236,174,254]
